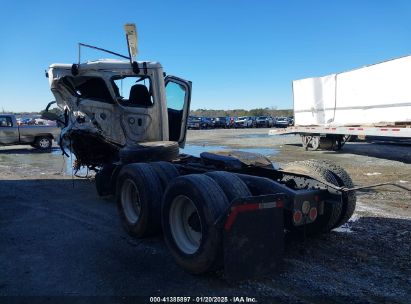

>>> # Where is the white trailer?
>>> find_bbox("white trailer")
[269,55,411,150]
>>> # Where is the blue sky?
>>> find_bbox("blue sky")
[0,0,410,112]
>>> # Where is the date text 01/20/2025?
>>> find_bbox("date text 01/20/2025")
[149,296,258,303]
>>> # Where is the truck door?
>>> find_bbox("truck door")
[0,116,19,144]
[164,76,192,148]
[114,75,159,144]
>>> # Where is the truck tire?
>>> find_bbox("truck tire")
[162,174,229,274]
[150,161,180,189]
[281,161,342,235]
[119,141,179,164]
[205,171,251,202]
[35,136,52,150]
[116,163,163,237]
[304,159,356,229]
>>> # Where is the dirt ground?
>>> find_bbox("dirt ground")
[1,128,410,303]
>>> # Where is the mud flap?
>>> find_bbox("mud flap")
[222,194,285,281]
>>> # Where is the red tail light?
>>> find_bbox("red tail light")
[309,207,318,221]
[293,210,303,224]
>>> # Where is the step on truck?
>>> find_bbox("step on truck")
[45,24,406,280]
[269,55,411,150]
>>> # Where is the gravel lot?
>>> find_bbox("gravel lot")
[1,128,410,303]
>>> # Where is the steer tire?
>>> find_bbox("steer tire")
[150,161,180,189]
[116,163,163,237]
[35,136,52,151]
[281,161,342,235]
[304,159,356,229]
[119,141,179,164]
[205,171,252,202]
[162,174,230,274]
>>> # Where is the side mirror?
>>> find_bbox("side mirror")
[41,111,60,121]
[41,101,64,123]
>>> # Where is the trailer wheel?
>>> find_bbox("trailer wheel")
[301,135,320,150]
[35,136,52,150]
[305,160,356,228]
[162,174,229,274]
[119,141,179,164]
[281,161,342,234]
[116,163,163,237]
[150,161,180,189]
[205,171,251,202]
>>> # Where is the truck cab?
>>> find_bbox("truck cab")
[48,59,191,166]
[0,115,17,144]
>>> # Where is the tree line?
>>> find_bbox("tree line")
[190,108,293,118]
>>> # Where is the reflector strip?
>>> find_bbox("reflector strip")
[224,200,283,231]
[224,204,259,231]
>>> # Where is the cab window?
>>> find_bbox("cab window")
[59,76,114,104]
[112,76,153,107]
[0,116,13,127]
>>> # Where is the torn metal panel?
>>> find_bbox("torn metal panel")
[48,60,170,167]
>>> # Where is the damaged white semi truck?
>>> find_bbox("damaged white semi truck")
[45,24,362,279]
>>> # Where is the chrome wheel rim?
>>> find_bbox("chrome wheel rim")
[169,195,202,254]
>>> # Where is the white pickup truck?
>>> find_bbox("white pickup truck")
[0,114,60,150]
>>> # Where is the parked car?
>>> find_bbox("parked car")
[228,117,236,128]
[250,116,257,128]
[187,116,212,130]
[200,117,213,129]
[18,117,36,125]
[34,118,57,126]
[275,117,289,128]
[0,114,60,150]
[213,116,229,128]
[235,116,253,128]
[255,116,273,128]
[188,116,201,129]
